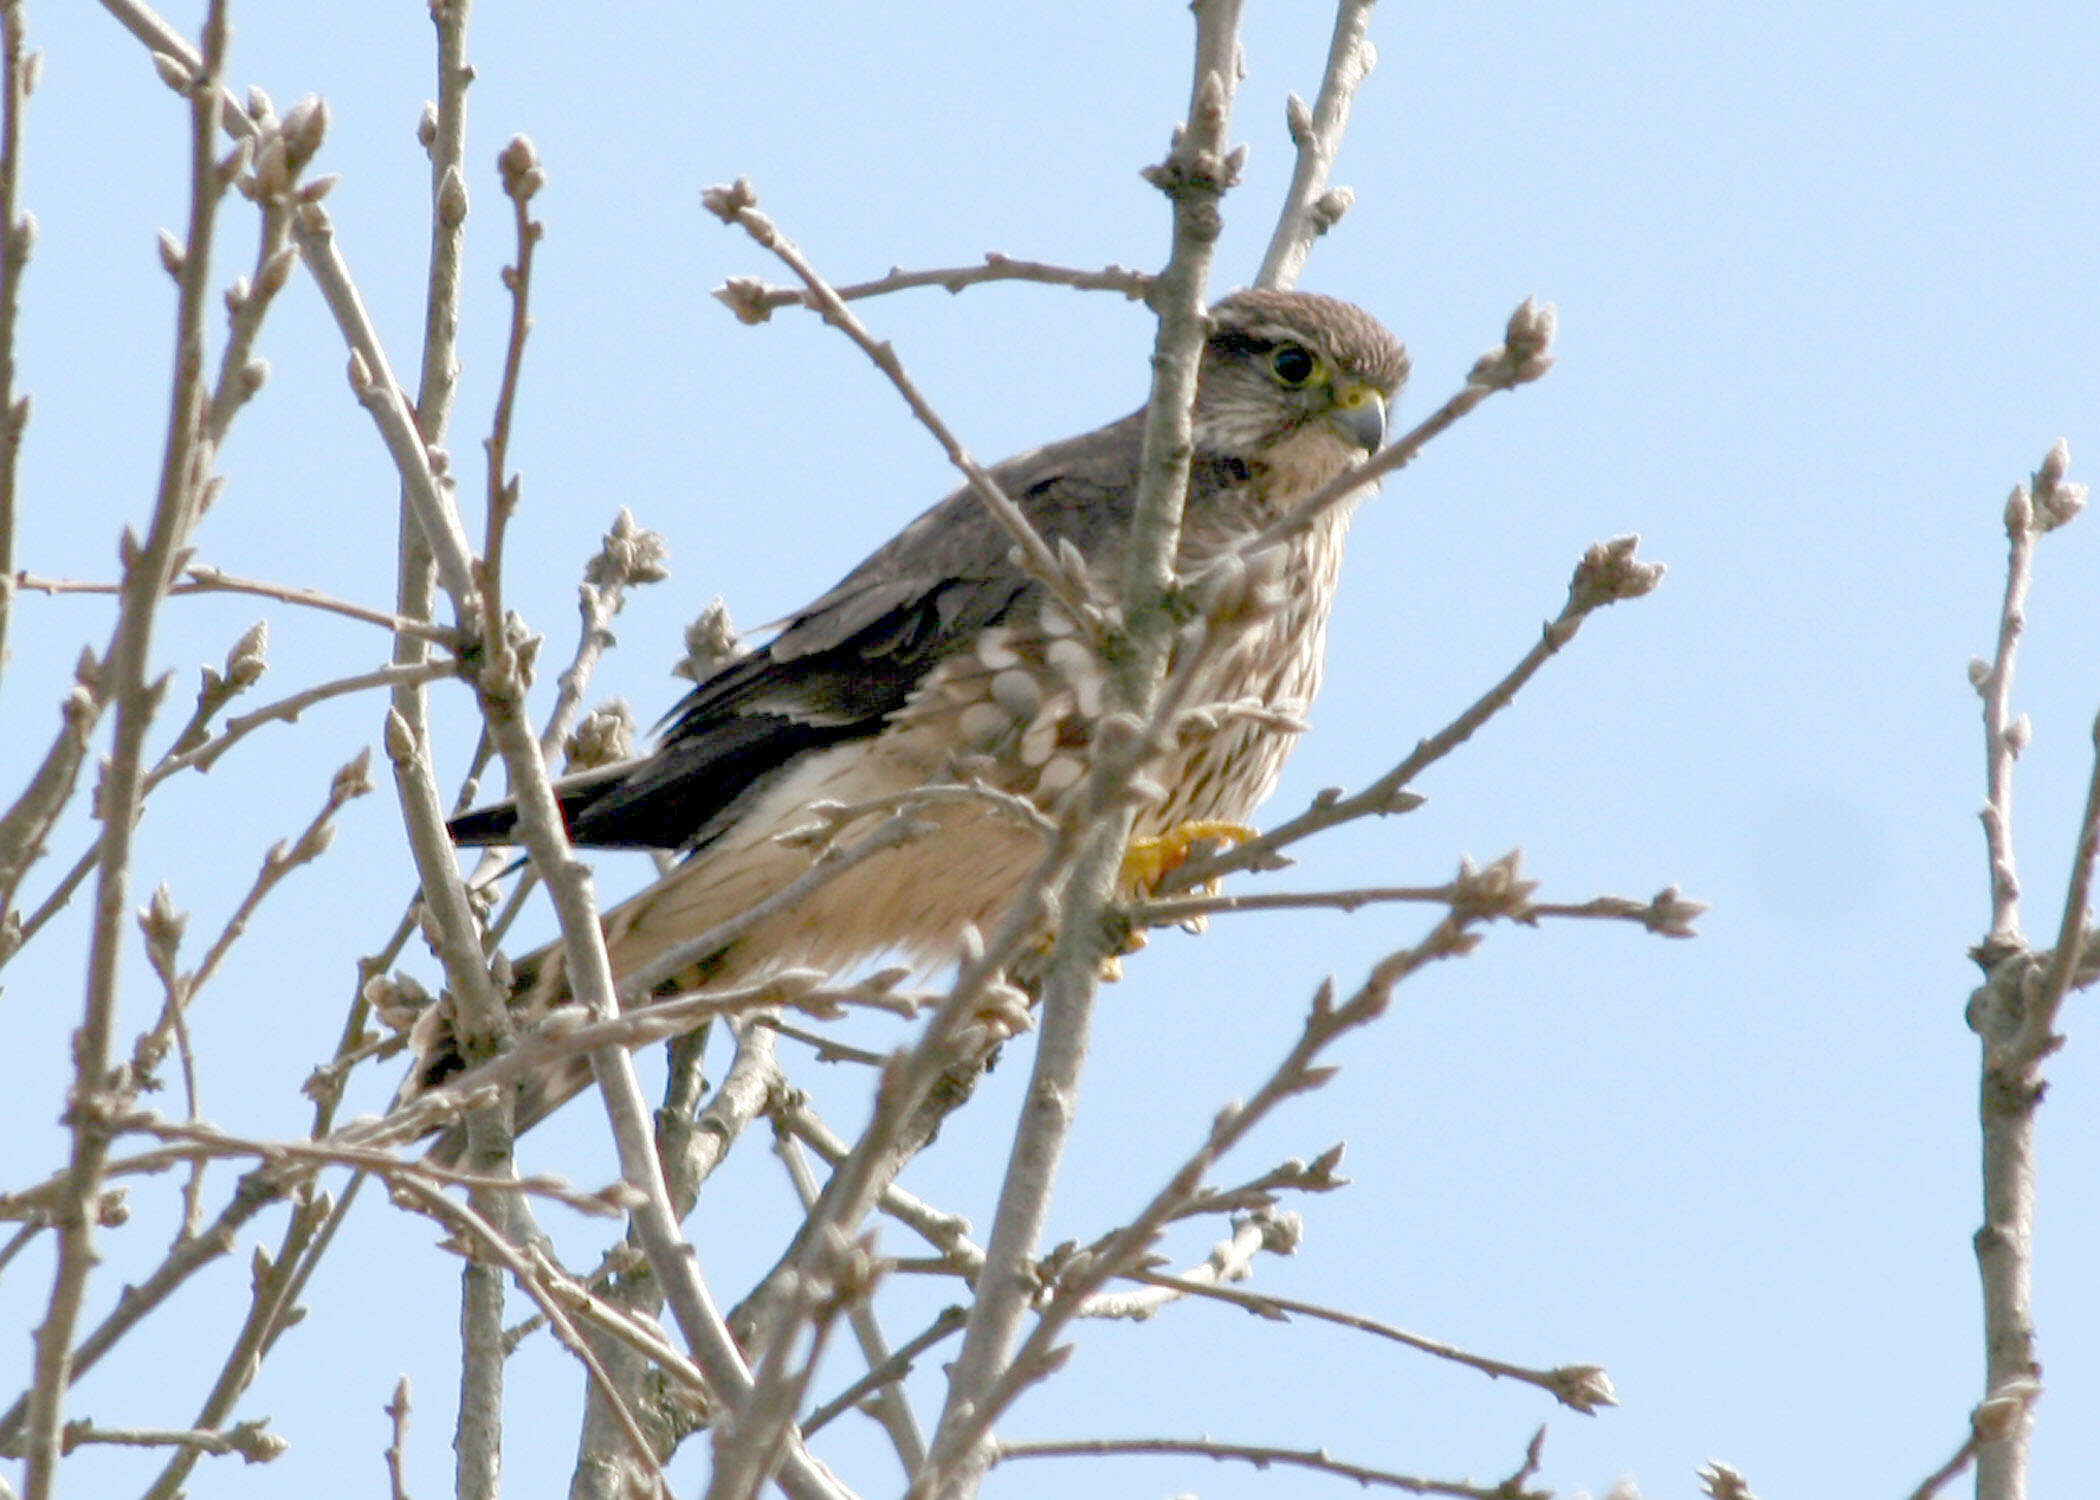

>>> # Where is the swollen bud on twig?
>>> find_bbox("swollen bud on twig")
[564,700,636,771]
[382,707,418,764]
[1284,91,1314,146]
[138,883,188,985]
[583,507,670,590]
[1309,185,1354,233]
[675,597,746,683]
[435,164,468,228]
[416,100,439,150]
[1470,296,1558,388]
[223,620,269,692]
[713,275,773,326]
[150,51,189,92]
[1695,1460,1759,1500]
[156,229,186,279]
[701,177,759,223]
[1567,534,1665,612]
[2030,438,2087,531]
[2004,483,2034,537]
[497,135,546,202]
[280,95,329,172]
[330,746,376,805]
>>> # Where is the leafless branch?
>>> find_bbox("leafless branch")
[703,179,1100,633]
[717,253,1153,324]
[1168,535,1666,892]
[1129,1266,1615,1412]
[1076,1206,1296,1321]
[1963,441,2088,1500]
[772,1100,983,1269]
[20,10,231,1490]
[0,0,34,682]
[922,12,1249,1491]
[10,568,460,645]
[1139,878,1705,938]
[0,664,101,954]
[1906,1379,2040,1500]
[923,857,1533,1492]
[800,1305,968,1441]
[990,1430,1550,1500]
[1254,0,1377,290]
[777,1129,928,1471]
[0,1417,287,1464]
[384,1378,414,1500]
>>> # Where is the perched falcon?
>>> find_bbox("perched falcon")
[432,289,1408,1134]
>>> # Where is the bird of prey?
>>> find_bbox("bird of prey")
[428,289,1408,1135]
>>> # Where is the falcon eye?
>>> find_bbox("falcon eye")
[1269,343,1318,387]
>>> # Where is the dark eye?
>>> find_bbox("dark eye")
[1270,344,1317,387]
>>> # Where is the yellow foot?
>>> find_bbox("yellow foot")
[1119,820,1259,893]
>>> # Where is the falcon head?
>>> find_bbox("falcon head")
[1194,290,1411,494]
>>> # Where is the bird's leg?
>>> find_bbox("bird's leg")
[1099,820,1258,980]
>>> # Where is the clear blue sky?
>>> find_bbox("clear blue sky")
[4,3,2099,1497]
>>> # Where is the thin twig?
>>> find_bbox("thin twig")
[470,551,849,1500]
[2,1419,287,1464]
[1126,1267,1616,1412]
[11,568,459,645]
[0,0,34,684]
[1906,1380,2040,1500]
[1138,879,1705,937]
[0,668,101,951]
[1964,442,2088,1500]
[716,253,1152,323]
[20,11,230,1492]
[776,1131,928,1471]
[990,1431,1550,1500]
[703,179,1098,632]
[384,1379,414,1500]
[1167,534,1665,892]
[926,861,1535,1489]
[1254,0,1377,290]
[921,11,1248,1490]
[772,1101,982,1268]
[800,1305,967,1440]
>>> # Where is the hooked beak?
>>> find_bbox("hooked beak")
[1329,384,1386,454]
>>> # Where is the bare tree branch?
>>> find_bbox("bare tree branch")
[1964,441,2089,1500]
[0,0,34,683]
[1167,534,1665,893]
[717,253,1152,324]
[990,1430,1550,1500]
[12,567,461,645]
[703,179,1100,634]
[1255,0,1377,290]
[922,10,1249,1492]
[21,11,232,1489]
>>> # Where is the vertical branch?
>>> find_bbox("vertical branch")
[922,5,1246,1495]
[1976,485,2038,955]
[388,0,472,922]
[20,6,230,1494]
[479,134,543,641]
[1254,0,1376,291]
[0,0,33,682]
[469,643,851,1500]
[1966,441,2087,1500]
